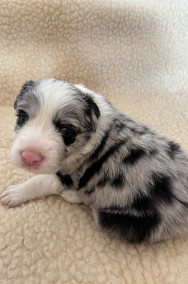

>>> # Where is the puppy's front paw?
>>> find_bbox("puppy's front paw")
[0,185,27,207]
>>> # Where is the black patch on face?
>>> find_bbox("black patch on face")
[16,110,29,127]
[54,120,78,146]
[56,171,73,187]
[111,173,124,189]
[98,209,160,243]
[14,80,35,109]
[166,141,181,159]
[79,140,125,189]
[149,172,173,205]
[63,135,76,146]
[123,147,146,165]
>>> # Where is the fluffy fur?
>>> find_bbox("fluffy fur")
[1,78,188,243]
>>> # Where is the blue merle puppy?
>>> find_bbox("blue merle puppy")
[1,78,188,243]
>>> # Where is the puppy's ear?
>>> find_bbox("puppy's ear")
[84,95,100,131]
[14,80,34,109]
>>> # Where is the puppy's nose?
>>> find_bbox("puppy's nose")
[21,151,43,167]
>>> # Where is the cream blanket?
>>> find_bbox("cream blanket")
[0,0,188,283]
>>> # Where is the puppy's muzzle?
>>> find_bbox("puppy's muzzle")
[21,150,43,169]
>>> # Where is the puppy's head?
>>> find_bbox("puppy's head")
[11,79,100,174]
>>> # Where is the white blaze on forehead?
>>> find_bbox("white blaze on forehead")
[36,79,80,117]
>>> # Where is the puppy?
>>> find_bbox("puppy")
[1,78,188,243]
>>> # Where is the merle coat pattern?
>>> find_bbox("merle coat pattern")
[1,79,188,243]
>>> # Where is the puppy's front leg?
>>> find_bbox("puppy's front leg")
[0,174,63,207]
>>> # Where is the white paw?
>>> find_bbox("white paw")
[61,190,82,204]
[0,185,27,207]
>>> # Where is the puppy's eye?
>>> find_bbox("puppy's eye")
[16,110,29,126]
[59,126,74,137]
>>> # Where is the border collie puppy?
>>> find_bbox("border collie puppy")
[1,79,188,243]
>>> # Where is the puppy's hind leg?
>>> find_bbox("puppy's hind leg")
[0,174,63,207]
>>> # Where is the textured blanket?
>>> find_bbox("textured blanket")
[0,0,188,283]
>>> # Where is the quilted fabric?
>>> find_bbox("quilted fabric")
[0,0,188,283]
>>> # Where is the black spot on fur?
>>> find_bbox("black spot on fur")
[114,120,125,132]
[14,80,35,109]
[128,126,154,136]
[90,127,111,161]
[98,209,160,243]
[97,176,108,187]
[149,172,173,205]
[84,95,100,121]
[97,173,125,189]
[166,141,180,159]
[79,140,125,189]
[130,173,174,215]
[85,95,100,119]
[75,94,100,132]
[139,127,152,135]
[56,171,73,187]
[129,127,145,135]
[131,193,153,213]
[123,148,146,165]
[90,121,128,162]
[111,173,124,189]
[129,128,137,133]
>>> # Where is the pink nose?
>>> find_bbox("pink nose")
[21,151,43,167]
